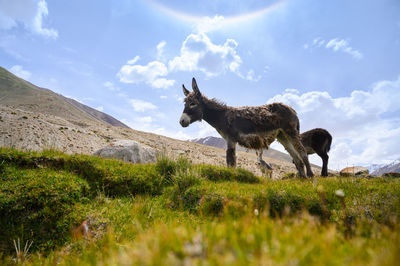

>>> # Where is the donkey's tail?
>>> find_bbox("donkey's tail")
[325,132,333,153]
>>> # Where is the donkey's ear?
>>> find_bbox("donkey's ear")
[182,84,190,96]
[192,77,200,95]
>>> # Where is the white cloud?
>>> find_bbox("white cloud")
[10,65,32,80]
[153,127,192,140]
[196,15,225,33]
[127,55,140,65]
[32,0,58,38]
[326,38,363,59]
[196,122,219,138]
[156,41,166,61]
[151,77,175,89]
[168,32,242,77]
[136,116,152,123]
[117,15,261,88]
[129,99,157,112]
[121,117,191,140]
[167,16,261,81]
[312,37,325,47]
[266,76,400,170]
[117,60,175,89]
[0,0,58,38]
[243,69,262,82]
[103,81,120,91]
[306,37,363,60]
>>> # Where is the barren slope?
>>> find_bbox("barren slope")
[0,105,322,178]
[0,67,128,128]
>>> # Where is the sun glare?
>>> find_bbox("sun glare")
[146,0,286,26]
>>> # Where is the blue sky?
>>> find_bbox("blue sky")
[1,0,400,170]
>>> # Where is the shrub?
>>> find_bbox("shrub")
[200,194,224,216]
[0,165,89,253]
[165,170,201,212]
[155,154,177,186]
[196,165,259,183]
[181,187,203,213]
[282,172,296,179]
[0,148,166,197]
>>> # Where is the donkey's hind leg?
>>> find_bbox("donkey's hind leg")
[277,132,306,178]
[285,129,314,177]
[317,151,329,177]
[293,137,314,177]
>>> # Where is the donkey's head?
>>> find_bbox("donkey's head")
[179,78,204,127]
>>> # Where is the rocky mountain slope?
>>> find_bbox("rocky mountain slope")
[0,66,322,178]
[190,136,227,149]
[371,160,400,176]
[0,67,128,128]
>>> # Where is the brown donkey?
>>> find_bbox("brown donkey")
[300,128,332,177]
[179,78,314,178]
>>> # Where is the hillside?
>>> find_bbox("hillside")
[190,136,227,149]
[0,67,128,128]
[372,160,400,176]
[1,104,321,178]
[0,66,324,178]
[1,147,399,264]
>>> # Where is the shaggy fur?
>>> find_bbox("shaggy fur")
[300,128,332,177]
[179,78,314,178]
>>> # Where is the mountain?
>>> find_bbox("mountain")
[0,66,323,178]
[190,136,227,149]
[367,163,385,174]
[190,136,294,163]
[0,66,128,128]
[371,160,400,176]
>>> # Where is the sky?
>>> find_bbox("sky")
[1,0,400,170]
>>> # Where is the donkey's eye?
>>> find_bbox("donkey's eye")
[190,102,196,107]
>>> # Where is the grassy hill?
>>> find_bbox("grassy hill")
[0,66,128,128]
[1,147,399,265]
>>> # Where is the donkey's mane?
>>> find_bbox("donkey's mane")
[202,95,228,111]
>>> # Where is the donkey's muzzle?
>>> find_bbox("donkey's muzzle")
[180,113,190,127]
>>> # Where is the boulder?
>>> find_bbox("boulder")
[94,140,157,164]
[340,166,369,177]
[382,172,400,178]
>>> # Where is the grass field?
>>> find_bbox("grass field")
[1,147,399,265]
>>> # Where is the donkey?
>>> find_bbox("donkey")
[300,128,332,177]
[179,78,314,178]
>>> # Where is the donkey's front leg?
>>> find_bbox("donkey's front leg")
[226,140,237,167]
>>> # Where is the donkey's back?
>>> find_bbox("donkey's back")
[300,128,332,155]
[227,103,300,135]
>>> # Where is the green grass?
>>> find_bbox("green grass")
[0,147,399,265]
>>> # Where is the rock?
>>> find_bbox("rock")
[340,166,369,177]
[72,217,107,240]
[382,172,400,178]
[94,139,157,164]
